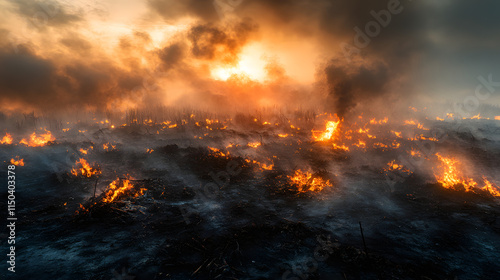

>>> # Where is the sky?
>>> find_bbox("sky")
[0,0,499,116]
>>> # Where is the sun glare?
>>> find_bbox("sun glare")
[211,43,268,82]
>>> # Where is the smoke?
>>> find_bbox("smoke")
[1,0,498,116]
[324,59,389,117]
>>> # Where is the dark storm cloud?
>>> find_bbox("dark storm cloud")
[7,0,82,29]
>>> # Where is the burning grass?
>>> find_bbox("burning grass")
[288,169,332,193]
[19,131,55,147]
[434,154,500,197]
[10,156,25,166]
[71,158,101,178]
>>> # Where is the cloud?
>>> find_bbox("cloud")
[7,0,83,29]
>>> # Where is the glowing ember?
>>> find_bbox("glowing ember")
[288,170,332,192]
[384,161,411,174]
[1,133,13,145]
[103,143,116,151]
[71,158,101,178]
[19,131,55,147]
[10,157,24,166]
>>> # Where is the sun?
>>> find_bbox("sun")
[211,43,268,82]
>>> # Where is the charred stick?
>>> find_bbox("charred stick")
[359,221,368,254]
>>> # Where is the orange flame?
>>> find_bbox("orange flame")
[10,157,24,166]
[19,131,55,147]
[482,177,500,197]
[434,154,477,191]
[102,178,135,203]
[312,118,341,142]
[248,142,261,148]
[71,158,101,177]
[1,133,13,145]
[288,170,332,192]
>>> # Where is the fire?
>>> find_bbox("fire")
[248,142,261,148]
[278,133,289,138]
[245,159,274,170]
[1,133,13,145]
[434,154,477,191]
[79,148,88,155]
[71,158,101,177]
[19,131,55,147]
[332,143,349,151]
[102,178,135,203]
[369,117,388,125]
[103,143,116,151]
[482,178,500,197]
[384,161,411,174]
[495,116,500,121]
[208,147,229,157]
[312,119,341,142]
[288,170,332,192]
[10,157,24,166]
[146,149,154,153]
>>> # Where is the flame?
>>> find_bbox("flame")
[103,143,116,151]
[369,117,388,125]
[208,147,229,157]
[102,178,135,203]
[278,133,289,138]
[482,178,500,197]
[146,148,154,153]
[71,158,101,177]
[288,170,332,192]
[384,160,412,174]
[404,120,428,130]
[495,116,500,121]
[1,133,13,145]
[10,157,24,166]
[79,148,88,155]
[19,131,55,147]
[248,142,261,148]
[312,118,341,142]
[245,159,274,170]
[332,143,349,151]
[434,154,477,191]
